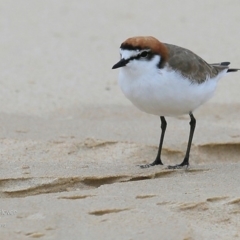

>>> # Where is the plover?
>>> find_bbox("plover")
[112,36,239,169]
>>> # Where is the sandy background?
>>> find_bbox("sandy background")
[0,0,240,239]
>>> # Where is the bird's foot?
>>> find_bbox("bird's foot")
[167,164,189,170]
[167,158,189,169]
[139,159,163,169]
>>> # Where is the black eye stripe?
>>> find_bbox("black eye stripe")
[125,51,154,62]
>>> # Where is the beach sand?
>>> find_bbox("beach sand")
[0,1,240,239]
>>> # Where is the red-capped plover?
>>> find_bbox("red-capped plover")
[112,36,239,169]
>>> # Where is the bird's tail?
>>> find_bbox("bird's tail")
[210,62,239,73]
[227,68,240,73]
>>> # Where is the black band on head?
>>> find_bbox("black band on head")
[120,43,142,51]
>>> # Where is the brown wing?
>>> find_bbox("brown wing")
[163,43,228,83]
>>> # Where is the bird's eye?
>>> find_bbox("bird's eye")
[140,51,149,58]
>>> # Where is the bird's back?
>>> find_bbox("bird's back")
[164,43,228,83]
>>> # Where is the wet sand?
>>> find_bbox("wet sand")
[0,1,240,239]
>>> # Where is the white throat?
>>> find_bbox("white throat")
[120,49,161,76]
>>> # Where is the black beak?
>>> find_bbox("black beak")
[112,59,127,69]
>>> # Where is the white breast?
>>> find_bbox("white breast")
[118,58,227,117]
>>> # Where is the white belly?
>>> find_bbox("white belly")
[118,67,225,117]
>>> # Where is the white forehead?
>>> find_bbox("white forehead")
[120,48,148,59]
[120,49,138,59]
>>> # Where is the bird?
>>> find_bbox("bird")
[112,36,239,169]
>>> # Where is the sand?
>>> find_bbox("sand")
[0,1,240,239]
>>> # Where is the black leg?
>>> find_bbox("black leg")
[168,113,196,169]
[140,116,167,168]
